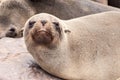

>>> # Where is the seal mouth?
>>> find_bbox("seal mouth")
[37,30,48,34]
[31,29,53,45]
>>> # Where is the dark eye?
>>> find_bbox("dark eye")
[29,21,36,28]
[52,22,60,30]
[52,22,61,34]
[53,22,59,26]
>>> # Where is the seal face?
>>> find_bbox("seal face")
[24,13,63,48]
[30,20,54,45]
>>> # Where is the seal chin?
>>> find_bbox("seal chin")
[31,30,53,45]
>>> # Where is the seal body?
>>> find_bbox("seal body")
[24,11,120,80]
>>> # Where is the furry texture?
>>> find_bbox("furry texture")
[24,11,120,80]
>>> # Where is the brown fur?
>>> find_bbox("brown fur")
[0,0,120,38]
[24,11,120,80]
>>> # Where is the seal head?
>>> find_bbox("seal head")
[24,13,63,48]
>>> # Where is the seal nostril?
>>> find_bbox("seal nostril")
[41,20,47,26]
[9,28,15,32]
[6,28,17,37]
[6,32,17,38]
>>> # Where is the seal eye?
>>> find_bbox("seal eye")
[53,22,59,26]
[52,22,60,31]
[53,22,61,36]
[29,21,36,28]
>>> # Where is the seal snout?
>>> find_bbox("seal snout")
[31,20,53,45]
[34,20,50,33]
[41,20,47,26]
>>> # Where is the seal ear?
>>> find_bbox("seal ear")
[64,29,71,33]
[18,27,24,37]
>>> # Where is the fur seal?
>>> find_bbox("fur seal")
[0,0,35,38]
[0,0,120,38]
[24,11,120,80]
